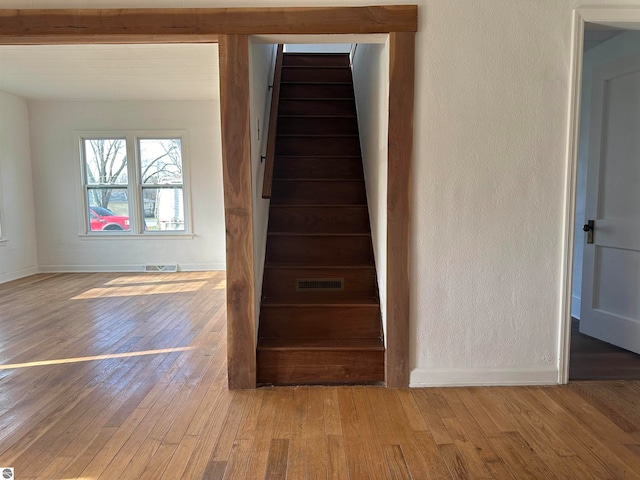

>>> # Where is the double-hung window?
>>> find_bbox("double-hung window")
[80,133,188,235]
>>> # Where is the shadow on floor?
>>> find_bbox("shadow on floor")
[570,318,640,380]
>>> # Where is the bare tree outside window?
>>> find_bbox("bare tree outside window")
[140,139,185,231]
[81,135,187,234]
[84,138,128,210]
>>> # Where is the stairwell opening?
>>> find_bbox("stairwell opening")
[250,37,390,385]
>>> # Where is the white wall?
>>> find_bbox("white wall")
[0,92,38,283]
[352,41,390,340]
[12,0,640,387]
[249,41,276,333]
[28,100,225,272]
[572,30,640,319]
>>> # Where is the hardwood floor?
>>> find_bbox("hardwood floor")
[1,273,640,479]
[570,318,640,380]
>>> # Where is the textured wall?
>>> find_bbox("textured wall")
[0,92,38,283]
[6,0,640,385]
[249,41,276,336]
[28,100,225,271]
[352,41,390,340]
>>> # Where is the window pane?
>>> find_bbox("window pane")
[139,139,183,185]
[88,189,130,232]
[142,187,184,231]
[84,139,128,185]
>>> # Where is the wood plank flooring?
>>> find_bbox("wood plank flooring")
[1,272,640,479]
[570,318,640,380]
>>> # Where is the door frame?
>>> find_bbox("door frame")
[0,6,417,389]
[560,6,640,384]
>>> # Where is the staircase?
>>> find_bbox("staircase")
[257,52,385,386]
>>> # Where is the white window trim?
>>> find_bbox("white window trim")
[76,130,192,237]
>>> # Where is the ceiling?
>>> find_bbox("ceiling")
[0,44,219,101]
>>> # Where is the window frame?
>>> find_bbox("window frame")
[77,130,191,237]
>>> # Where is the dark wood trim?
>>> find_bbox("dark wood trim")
[386,31,414,388]
[262,44,284,199]
[0,6,417,44]
[218,34,256,389]
[0,6,417,389]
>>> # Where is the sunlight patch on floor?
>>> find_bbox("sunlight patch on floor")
[71,282,208,299]
[0,346,194,370]
[104,274,218,285]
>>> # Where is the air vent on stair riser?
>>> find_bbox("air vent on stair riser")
[296,278,344,291]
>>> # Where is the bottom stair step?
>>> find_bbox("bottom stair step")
[257,338,384,386]
[258,304,382,338]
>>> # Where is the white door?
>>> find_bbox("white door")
[580,53,640,355]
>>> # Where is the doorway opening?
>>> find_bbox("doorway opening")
[565,14,640,381]
[249,36,391,384]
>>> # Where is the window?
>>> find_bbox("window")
[139,139,185,231]
[80,133,188,235]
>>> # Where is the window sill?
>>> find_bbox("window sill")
[0,238,7,245]
[78,233,195,240]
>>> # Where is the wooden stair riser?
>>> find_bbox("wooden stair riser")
[257,349,384,385]
[275,136,360,156]
[273,157,363,179]
[281,66,352,83]
[259,305,382,338]
[262,267,377,298]
[271,181,366,205]
[279,99,356,116]
[282,53,350,67]
[266,235,373,266]
[277,116,358,136]
[268,206,370,234]
[280,83,354,99]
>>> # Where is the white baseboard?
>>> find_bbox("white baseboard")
[39,263,225,273]
[571,295,581,320]
[179,263,225,271]
[409,366,559,387]
[0,266,39,284]
[39,264,145,273]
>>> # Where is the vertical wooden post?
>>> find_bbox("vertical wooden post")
[386,31,415,388]
[218,34,256,389]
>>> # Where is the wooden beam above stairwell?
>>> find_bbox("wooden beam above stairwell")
[0,6,417,44]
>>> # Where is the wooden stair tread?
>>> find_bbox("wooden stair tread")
[275,154,360,157]
[261,297,379,306]
[276,133,359,137]
[283,65,350,68]
[257,337,384,350]
[264,264,375,269]
[281,97,354,100]
[269,205,367,208]
[273,178,363,182]
[281,81,352,85]
[279,97,354,101]
[268,205,367,209]
[278,114,356,118]
[267,232,370,237]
